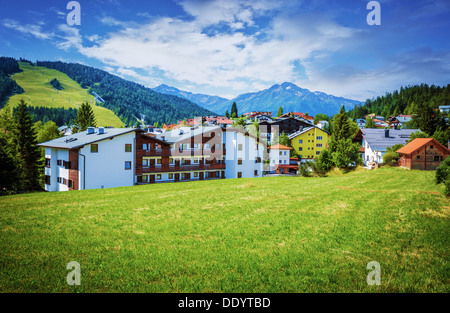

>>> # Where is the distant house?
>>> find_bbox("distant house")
[243,111,272,119]
[258,116,312,144]
[355,119,366,128]
[354,128,420,166]
[397,138,450,170]
[268,144,292,174]
[396,115,413,125]
[316,120,329,130]
[289,126,330,163]
[439,105,450,114]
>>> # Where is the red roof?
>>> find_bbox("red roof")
[269,144,292,150]
[396,138,450,155]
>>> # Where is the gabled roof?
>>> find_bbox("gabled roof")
[37,128,138,149]
[396,138,450,155]
[288,125,329,139]
[360,128,420,152]
[269,144,292,150]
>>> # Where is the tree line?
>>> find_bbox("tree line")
[0,99,96,195]
[35,61,215,126]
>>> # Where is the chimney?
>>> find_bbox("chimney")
[87,127,95,135]
[385,129,389,138]
[98,127,105,135]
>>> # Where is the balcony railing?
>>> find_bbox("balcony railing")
[136,163,225,174]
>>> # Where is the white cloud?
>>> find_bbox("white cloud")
[1,18,54,40]
[78,4,358,98]
[56,24,82,51]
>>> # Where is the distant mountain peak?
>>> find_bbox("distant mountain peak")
[154,81,362,117]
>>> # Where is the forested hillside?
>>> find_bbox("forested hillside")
[348,84,450,119]
[0,57,24,105]
[348,84,450,145]
[36,61,215,125]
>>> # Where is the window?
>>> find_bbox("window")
[143,143,148,150]
[181,158,186,165]
[237,172,242,178]
[143,159,149,167]
[63,161,71,169]
[317,136,323,140]
[45,158,51,167]
[316,151,320,155]
[299,139,303,143]
[45,175,51,185]
[216,171,220,177]
[194,172,198,178]
[317,144,323,148]
[169,173,174,179]
[156,174,162,180]
[299,147,302,151]
[125,144,132,152]
[68,180,73,188]
[238,144,242,151]
[238,158,242,165]
[57,177,61,183]
[63,178,67,185]
[254,170,258,176]
[169,158,174,165]
[279,151,282,155]
[91,144,98,153]
[125,161,132,170]
[193,158,199,164]
[417,155,421,160]
[57,160,62,166]
[181,173,186,180]
[430,145,434,149]
[434,156,440,161]
[156,158,162,165]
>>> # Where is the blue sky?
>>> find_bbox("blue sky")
[0,0,449,101]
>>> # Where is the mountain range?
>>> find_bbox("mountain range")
[154,82,362,117]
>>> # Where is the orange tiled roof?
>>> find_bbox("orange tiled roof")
[396,138,449,155]
[269,144,292,150]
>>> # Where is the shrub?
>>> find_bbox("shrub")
[436,157,450,184]
[383,151,399,166]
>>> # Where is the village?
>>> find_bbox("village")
[38,106,450,192]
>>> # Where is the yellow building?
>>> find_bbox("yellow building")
[288,126,330,162]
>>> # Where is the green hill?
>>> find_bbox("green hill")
[6,62,124,127]
[0,167,448,292]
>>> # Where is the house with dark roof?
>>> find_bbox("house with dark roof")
[354,128,420,166]
[397,138,450,170]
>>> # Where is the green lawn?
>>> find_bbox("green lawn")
[7,63,124,128]
[0,167,448,292]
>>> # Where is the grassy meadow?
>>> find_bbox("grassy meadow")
[7,62,124,127]
[0,167,448,293]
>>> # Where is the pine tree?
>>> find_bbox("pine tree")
[365,116,376,128]
[13,99,42,191]
[230,102,238,118]
[277,106,283,117]
[225,110,230,118]
[73,102,96,133]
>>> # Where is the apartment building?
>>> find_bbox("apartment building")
[38,126,265,191]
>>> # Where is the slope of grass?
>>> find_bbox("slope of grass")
[6,63,124,127]
[0,167,448,293]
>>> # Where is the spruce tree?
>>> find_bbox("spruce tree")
[277,106,283,117]
[230,102,238,118]
[73,102,96,133]
[13,99,42,191]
